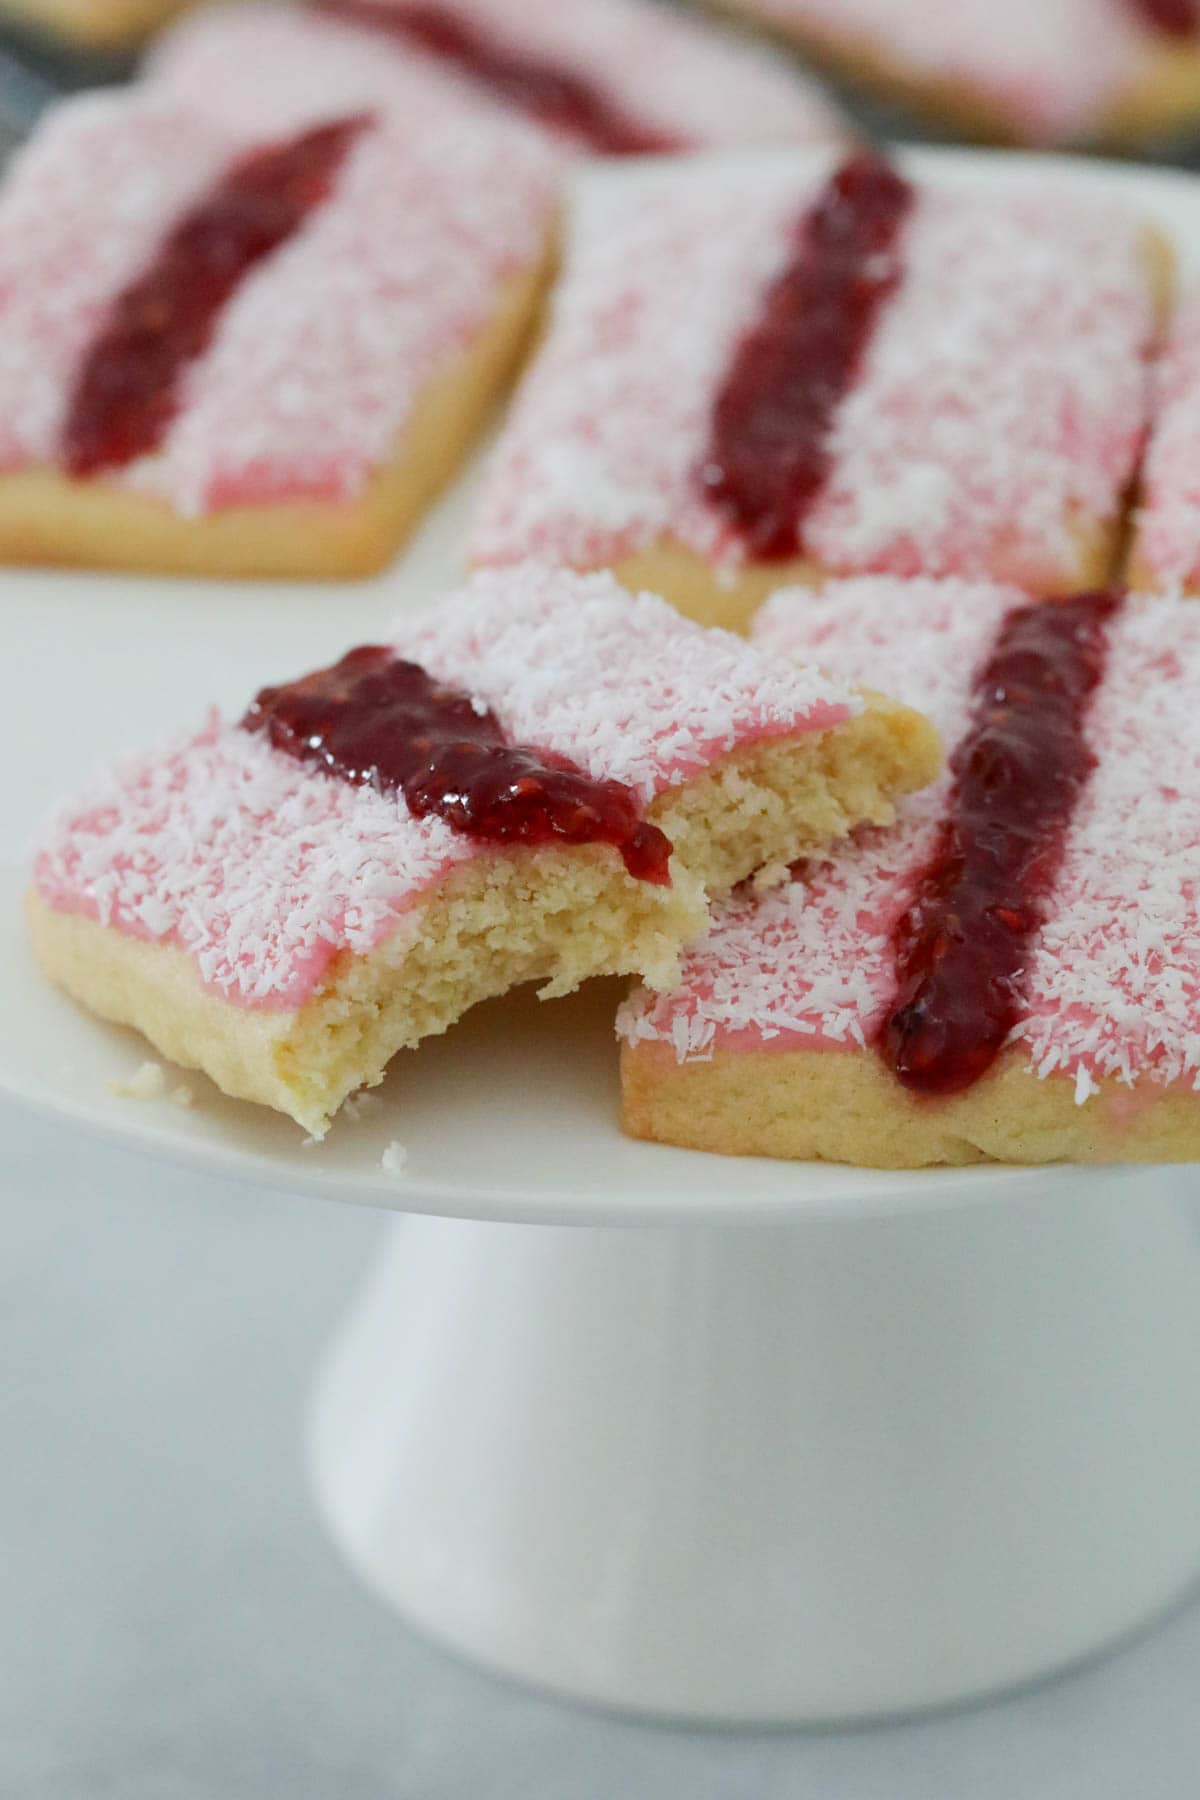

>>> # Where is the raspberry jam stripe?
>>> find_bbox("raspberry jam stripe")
[699,151,913,561]
[880,588,1123,1096]
[317,1,685,153]
[63,113,369,478]
[1126,0,1199,36]
[243,644,673,881]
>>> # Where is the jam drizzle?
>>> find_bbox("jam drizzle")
[1124,0,1199,36]
[699,151,913,561]
[242,645,673,882]
[879,589,1122,1097]
[63,114,369,477]
[317,1,684,154]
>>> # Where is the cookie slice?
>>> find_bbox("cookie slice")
[473,151,1166,632]
[713,0,1200,148]
[0,86,556,578]
[621,575,1200,1168]
[148,0,844,154]
[28,565,937,1137]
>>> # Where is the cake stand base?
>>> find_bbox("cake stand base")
[307,1167,1200,1724]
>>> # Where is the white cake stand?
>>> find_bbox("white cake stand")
[6,146,1200,1727]
[5,919,1200,1724]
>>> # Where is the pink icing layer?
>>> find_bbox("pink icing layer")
[33,565,858,1011]
[726,0,1159,142]
[148,0,842,151]
[618,577,1200,1100]
[471,157,1157,587]
[1133,288,1200,588]
[0,81,555,510]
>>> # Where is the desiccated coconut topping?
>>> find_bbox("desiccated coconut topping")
[619,576,1200,1100]
[472,155,1156,587]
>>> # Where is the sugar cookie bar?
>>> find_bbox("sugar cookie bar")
[148,0,844,154]
[28,565,937,1136]
[621,575,1200,1168]
[713,0,1200,148]
[0,84,556,579]
[1129,288,1200,594]
[472,152,1165,632]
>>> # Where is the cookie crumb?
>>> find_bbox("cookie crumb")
[381,1140,408,1177]
[110,1061,168,1102]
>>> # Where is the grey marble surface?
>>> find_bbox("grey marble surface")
[2,1103,1200,1799]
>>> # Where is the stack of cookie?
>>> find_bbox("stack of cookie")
[0,1,842,575]
[15,9,1200,1169]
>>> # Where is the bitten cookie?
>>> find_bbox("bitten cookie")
[0,83,557,579]
[472,150,1166,631]
[28,564,937,1137]
[148,0,844,154]
[711,0,1200,148]
[620,575,1200,1168]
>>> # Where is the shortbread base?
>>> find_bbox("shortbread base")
[28,695,937,1135]
[29,847,706,1140]
[609,510,1128,635]
[621,1038,1200,1168]
[0,258,548,581]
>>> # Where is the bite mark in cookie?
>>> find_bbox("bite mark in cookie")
[29,565,937,1135]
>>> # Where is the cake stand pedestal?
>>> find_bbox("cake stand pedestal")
[307,1165,1200,1724]
[6,921,1200,1728]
